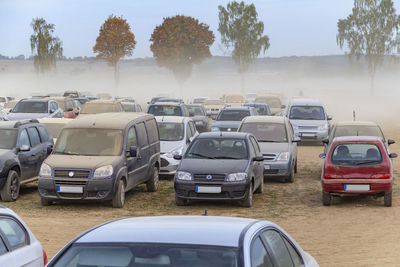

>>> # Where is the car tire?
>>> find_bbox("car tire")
[254,179,263,194]
[384,191,392,207]
[322,191,331,206]
[175,195,188,206]
[0,170,20,202]
[146,166,159,192]
[294,160,298,173]
[239,183,253,207]
[112,180,125,208]
[286,168,295,183]
[40,197,51,206]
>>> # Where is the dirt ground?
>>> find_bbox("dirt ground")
[2,124,400,267]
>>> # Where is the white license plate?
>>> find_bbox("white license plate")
[57,186,83,193]
[264,165,270,170]
[301,133,315,137]
[196,186,221,193]
[344,184,370,191]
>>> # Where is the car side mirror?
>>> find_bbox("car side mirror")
[253,156,264,162]
[50,109,55,114]
[389,153,398,158]
[129,146,137,158]
[388,139,395,146]
[47,146,53,155]
[327,115,333,121]
[19,145,30,152]
[293,137,301,142]
[189,137,194,143]
[173,155,182,160]
[322,138,329,144]
[281,105,286,109]
[8,109,12,113]
[319,153,326,159]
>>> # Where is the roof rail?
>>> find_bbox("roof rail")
[14,119,40,128]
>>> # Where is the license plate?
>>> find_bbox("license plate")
[344,184,370,191]
[196,186,221,193]
[57,186,83,193]
[301,133,315,137]
[264,165,270,170]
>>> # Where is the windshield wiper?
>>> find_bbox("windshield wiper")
[355,160,380,165]
[258,140,283,143]
[214,156,241,160]
[189,153,215,159]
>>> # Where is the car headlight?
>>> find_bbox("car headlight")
[93,165,113,178]
[211,127,219,132]
[226,172,247,182]
[176,171,192,181]
[166,147,184,158]
[277,152,290,161]
[39,163,52,177]
[318,124,329,131]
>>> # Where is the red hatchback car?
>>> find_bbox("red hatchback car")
[320,136,397,207]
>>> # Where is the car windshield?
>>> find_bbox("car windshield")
[0,129,17,149]
[64,92,79,98]
[205,100,224,105]
[187,106,205,116]
[148,105,182,116]
[289,106,325,120]
[333,126,383,140]
[240,123,287,142]
[12,101,48,113]
[186,138,248,159]
[247,105,269,115]
[158,122,184,141]
[331,143,383,166]
[53,243,240,267]
[41,123,68,139]
[55,129,123,156]
[225,95,244,103]
[217,110,250,121]
[0,97,6,102]
[81,103,116,114]
[193,98,206,104]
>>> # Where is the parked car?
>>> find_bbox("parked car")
[73,97,89,105]
[204,99,226,119]
[147,102,189,117]
[38,113,160,208]
[4,99,64,121]
[46,215,318,267]
[239,116,299,182]
[156,116,198,177]
[121,101,142,112]
[319,136,397,206]
[45,97,80,118]
[0,120,53,201]
[224,93,245,106]
[148,96,168,105]
[323,121,394,152]
[211,106,257,132]
[156,98,184,104]
[0,206,47,267]
[115,96,136,103]
[244,103,271,115]
[0,96,13,109]
[192,97,208,104]
[255,95,285,115]
[173,132,264,207]
[187,104,210,132]
[63,90,81,98]
[38,118,73,143]
[286,98,332,142]
[245,93,258,103]
[80,100,124,114]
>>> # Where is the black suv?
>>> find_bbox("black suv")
[174,132,264,207]
[0,120,53,201]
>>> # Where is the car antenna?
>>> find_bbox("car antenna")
[220,131,222,137]
[353,110,356,121]
[202,208,208,216]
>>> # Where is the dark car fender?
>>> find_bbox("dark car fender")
[112,166,128,193]
[146,153,160,178]
[0,157,21,189]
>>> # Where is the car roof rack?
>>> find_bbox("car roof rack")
[14,119,40,128]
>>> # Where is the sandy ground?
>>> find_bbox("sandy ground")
[0,124,397,266]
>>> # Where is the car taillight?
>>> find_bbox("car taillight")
[43,249,48,266]
[371,173,391,179]
[324,174,343,179]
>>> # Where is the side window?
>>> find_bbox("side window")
[0,217,28,250]
[145,119,159,144]
[51,102,58,111]
[137,105,142,112]
[65,101,73,111]
[189,121,196,136]
[287,123,294,140]
[27,127,41,147]
[186,122,193,141]
[18,129,30,147]
[116,103,123,112]
[37,126,49,142]
[126,127,138,148]
[251,237,273,267]
[136,122,148,147]
[283,237,304,266]
[262,230,294,267]
[0,238,7,255]
[248,139,256,157]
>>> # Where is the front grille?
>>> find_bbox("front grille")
[161,158,169,167]
[194,174,226,182]
[298,126,318,130]
[55,180,87,186]
[263,154,277,161]
[58,193,83,198]
[189,192,228,198]
[54,170,90,178]
[219,127,238,132]
[264,169,279,174]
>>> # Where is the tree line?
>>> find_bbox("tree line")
[28,0,400,94]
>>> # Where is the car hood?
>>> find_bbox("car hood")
[179,158,249,174]
[290,119,327,127]
[5,113,50,121]
[160,140,185,154]
[258,142,289,154]
[211,121,241,129]
[45,154,119,169]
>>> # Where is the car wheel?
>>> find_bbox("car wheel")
[254,178,263,194]
[175,195,189,206]
[384,191,392,207]
[40,197,51,206]
[0,170,20,202]
[294,160,298,173]
[239,183,253,207]
[146,166,159,192]
[322,191,331,206]
[112,180,125,208]
[286,168,295,183]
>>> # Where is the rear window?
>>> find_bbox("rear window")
[331,143,383,166]
[217,110,250,121]
[13,101,48,114]
[240,123,287,142]
[289,105,325,120]
[148,105,182,116]
[187,106,205,116]
[333,126,383,140]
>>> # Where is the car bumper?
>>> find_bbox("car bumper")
[174,181,250,200]
[294,129,328,141]
[160,155,179,175]
[38,177,115,201]
[263,161,292,176]
[322,178,392,194]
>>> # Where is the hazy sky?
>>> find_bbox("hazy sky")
[1,0,400,58]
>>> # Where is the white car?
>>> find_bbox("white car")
[0,206,46,267]
[156,116,198,176]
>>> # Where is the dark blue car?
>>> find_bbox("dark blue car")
[244,103,271,116]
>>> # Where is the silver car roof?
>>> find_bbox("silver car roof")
[288,98,324,106]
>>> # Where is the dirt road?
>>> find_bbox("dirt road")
[3,125,400,266]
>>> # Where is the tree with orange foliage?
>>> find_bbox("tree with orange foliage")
[93,15,136,87]
[150,15,215,87]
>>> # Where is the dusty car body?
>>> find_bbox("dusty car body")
[255,95,285,115]
[4,99,64,121]
[203,99,225,119]
[80,100,124,114]
[187,104,210,132]
[211,106,257,132]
